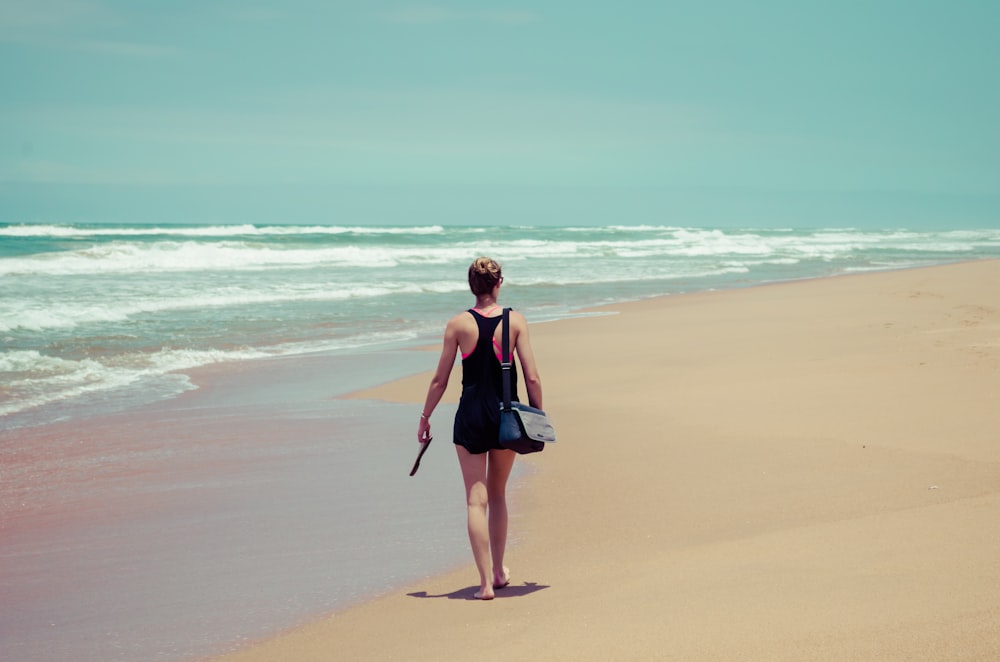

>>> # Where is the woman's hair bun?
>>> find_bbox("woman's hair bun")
[468,257,502,295]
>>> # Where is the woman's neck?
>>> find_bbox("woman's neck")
[474,297,497,312]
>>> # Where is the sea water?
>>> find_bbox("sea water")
[2,222,1000,660]
[4,223,1000,430]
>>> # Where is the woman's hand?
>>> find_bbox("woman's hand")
[417,415,432,443]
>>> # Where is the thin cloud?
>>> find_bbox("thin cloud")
[380,6,540,24]
[0,158,170,185]
[0,0,177,57]
[73,38,180,57]
[0,0,113,29]
[1,31,180,57]
[220,7,287,23]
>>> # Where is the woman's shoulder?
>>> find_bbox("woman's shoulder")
[446,309,478,328]
[506,308,531,332]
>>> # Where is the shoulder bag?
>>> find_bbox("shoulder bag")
[498,308,556,454]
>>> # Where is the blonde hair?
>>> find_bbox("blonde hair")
[468,257,502,296]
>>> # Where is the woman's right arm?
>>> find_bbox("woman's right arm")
[512,312,543,410]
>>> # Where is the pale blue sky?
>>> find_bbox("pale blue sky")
[2,1,998,226]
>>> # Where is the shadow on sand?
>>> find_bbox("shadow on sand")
[408,582,550,601]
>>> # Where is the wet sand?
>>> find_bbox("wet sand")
[1,351,475,661]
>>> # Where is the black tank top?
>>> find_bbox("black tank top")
[463,310,517,393]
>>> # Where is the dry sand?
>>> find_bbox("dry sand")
[217,260,1000,661]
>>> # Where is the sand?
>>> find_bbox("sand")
[216,260,1000,661]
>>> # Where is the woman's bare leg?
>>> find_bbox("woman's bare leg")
[456,446,494,599]
[486,448,516,588]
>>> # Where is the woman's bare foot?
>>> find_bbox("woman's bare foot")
[473,587,495,600]
[493,566,511,589]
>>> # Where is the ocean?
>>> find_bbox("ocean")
[4,222,1000,430]
[3,222,1000,661]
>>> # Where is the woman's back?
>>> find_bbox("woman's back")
[454,309,517,454]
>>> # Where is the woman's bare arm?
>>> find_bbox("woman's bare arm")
[417,319,460,441]
[512,311,543,410]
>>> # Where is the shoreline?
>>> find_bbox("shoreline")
[217,259,1000,661]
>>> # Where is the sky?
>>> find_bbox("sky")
[1,0,998,227]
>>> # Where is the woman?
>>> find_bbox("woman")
[417,257,544,600]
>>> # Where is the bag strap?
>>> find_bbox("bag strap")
[501,307,513,412]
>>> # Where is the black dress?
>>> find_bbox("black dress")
[453,309,519,454]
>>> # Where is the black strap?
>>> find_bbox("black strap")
[501,308,513,412]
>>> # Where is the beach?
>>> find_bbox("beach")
[6,1,1000,656]
[218,259,1000,661]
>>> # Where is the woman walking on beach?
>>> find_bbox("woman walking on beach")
[417,257,544,600]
